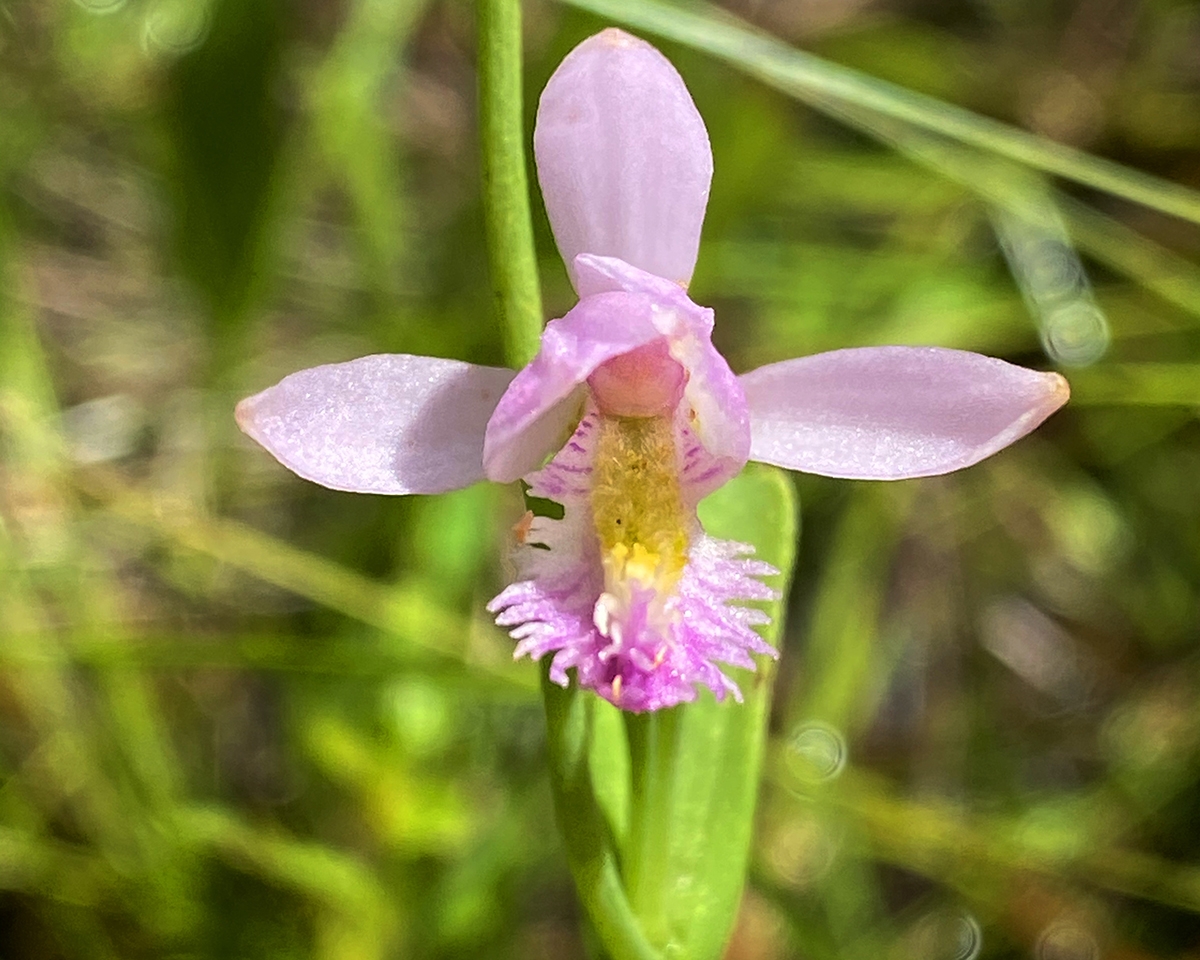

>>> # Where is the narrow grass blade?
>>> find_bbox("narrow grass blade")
[563,0,1200,226]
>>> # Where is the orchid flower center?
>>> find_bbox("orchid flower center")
[586,338,688,419]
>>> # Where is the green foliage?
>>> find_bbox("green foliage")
[1,0,1200,958]
[163,0,290,332]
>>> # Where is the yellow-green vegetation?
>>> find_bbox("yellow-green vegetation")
[1,0,1199,958]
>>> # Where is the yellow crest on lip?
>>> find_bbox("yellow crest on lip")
[590,414,690,594]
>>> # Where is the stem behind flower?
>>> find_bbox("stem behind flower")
[477,0,544,367]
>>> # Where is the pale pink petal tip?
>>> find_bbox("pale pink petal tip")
[534,28,712,291]
[741,346,1069,480]
[237,354,515,495]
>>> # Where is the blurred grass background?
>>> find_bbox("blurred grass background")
[2,0,1200,957]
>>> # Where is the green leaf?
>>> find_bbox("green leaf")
[820,106,1200,326]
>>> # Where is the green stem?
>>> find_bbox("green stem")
[623,708,681,946]
[477,8,657,954]
[477,0,543,367]
[542,675,663,960]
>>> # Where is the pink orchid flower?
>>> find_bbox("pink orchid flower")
[237,29,1069,713]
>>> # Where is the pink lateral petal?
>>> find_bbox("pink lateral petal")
[483,292,664,483]
[741,346,1070,480]
[236,354,515,495]
[534,29,712,291]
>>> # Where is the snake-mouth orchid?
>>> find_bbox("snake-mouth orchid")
[236,29,1069,712]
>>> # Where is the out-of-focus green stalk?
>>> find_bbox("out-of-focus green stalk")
[478,0,543,367]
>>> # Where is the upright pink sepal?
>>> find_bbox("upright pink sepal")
[534,28,712,291]
[741,346,1070,480]
[236,354,515,494]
